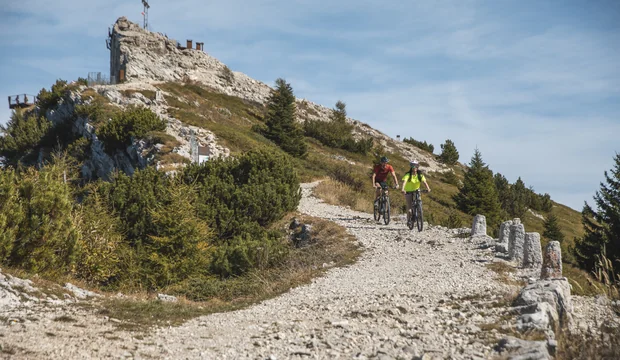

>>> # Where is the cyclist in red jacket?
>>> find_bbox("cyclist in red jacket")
[372,156,399,207]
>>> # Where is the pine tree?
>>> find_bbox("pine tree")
[509,177,529,218]
[542,213,565,243]
[263,78,307,157]
[439,139,459,165]
[331,100,347,123]
[494,173,511,211]
[574,153,620,273]
[454,148,502,230]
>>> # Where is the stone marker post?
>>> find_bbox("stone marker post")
[496,220,513,253]
[541,241,563,279]
[508,222,526,264]
[523,232,543,268]
[471,214,487,237]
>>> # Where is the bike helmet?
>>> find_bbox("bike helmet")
[380,156,389,163]
[409,159,419,168]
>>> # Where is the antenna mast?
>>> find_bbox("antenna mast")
[141,0,150,30]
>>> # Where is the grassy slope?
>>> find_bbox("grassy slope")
[155,82,585,238]
[151,82,599,294]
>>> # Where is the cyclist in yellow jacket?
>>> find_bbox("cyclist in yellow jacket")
[401,160,431,216]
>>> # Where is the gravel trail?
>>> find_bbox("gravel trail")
[1,182,517,359]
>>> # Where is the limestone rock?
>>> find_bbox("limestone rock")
[540,241,562,279]
[157,294,178,302]
[515,278,573,331]
[65,283,101,299]
[471,214,487,237]
[523,232,543,268]
[508,223,526,264]
[495,337,551,360]
[496,220,513,253]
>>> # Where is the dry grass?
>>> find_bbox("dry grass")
[556,323,620,360]
[314,179,371,213]
[563,264,607,296]
[486,262,526,287]
[120,89,156,100]
[158,153,190,165]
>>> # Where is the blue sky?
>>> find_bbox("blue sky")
[1,0,619,211]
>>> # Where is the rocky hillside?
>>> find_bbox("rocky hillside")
[36,16,586,255]
[107,16,444,172]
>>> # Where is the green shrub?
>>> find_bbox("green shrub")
[403,137,434,153]
[0,111,51,166]
[37,79,69,115]
[76,77,88,86]
[6,162,79,276]
[183,149,301,235]
[143,180,212,287]
[181,149,300,277]
[0,169,24,262]
[304,101,373,154]
[99,167,171,244]
[98,169,215,288]
[210,228,287,278]
[441,209,463,229]
[220,65,235,85]
[72,188,127,285]
[97,107,166,153]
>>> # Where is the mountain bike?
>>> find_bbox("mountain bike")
[373,184,393,225]
[407,189,429,231]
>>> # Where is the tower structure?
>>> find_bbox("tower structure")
[141,0,150,30]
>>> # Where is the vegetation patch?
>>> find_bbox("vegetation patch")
[95,213,360,330]
[97,106,167,153]
[485,262,525,287]
[120,89,156,100]
[557,323,620,360]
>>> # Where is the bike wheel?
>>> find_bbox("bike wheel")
[407,209,414,230]
[383,196,391,225]
[374,199,381,221]
[416,203,424,232]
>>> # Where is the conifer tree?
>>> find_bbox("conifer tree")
[574,153,620,273]
[263,78,307,157]
[494,173,511,211]
[439,139,459,165]
[509,177,529,218]
[542,213,565,243]
[454,148,502,230]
